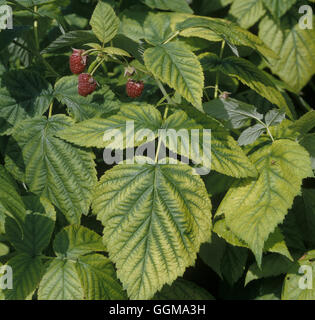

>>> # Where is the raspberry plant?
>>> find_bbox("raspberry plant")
[0,0,314,301]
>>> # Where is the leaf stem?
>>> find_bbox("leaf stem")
[48,101,53,118]
[163,31,180,44]
[257,118,274,142]
[90,57,106,76]
[214,40,225,99]
[155,106,169,163]
[34,6,40,51]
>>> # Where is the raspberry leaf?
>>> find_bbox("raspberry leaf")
[93,161,212,299]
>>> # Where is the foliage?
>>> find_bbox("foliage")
[0,0,314,301]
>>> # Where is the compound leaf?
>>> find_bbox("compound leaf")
[93,160,212,299]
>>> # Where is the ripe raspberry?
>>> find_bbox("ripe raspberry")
[70,49,87,74]
[126,79,144,98]
[78,73,97,97]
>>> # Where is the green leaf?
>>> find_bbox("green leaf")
[57,104,162,148]
[5,212,54,256]
[153,279,214,300]
[101,47,131,57]
[245,254,295,286]
[41,31,98,53]
[221,244,248,285]
[165,107,257,178]
[12,115,97,224]
[90,2,120,45]
[0,165,26,225]
[230,0,266,29]
[199,235,226,278]
[200,53,291,118]
[300,134,315,170]
[263,228,293,261]
[3,254,43,300]
[262,0,297,19]
[265,109,285,127]
[292,110,315,134]
[282,251,315,300]
[93,160,212,299]
[203,97,263,129]
[238,124,265,146]
[180,27,221,42]
[54,76,120,122]
[259,14,315,92]
[76,254,127,300]
[217,139,312,265]
[176,16,278,59]
[53,225,105,259]
[0,242,9,257]
[142,0,193,13]
[144,42,204,110]
[0,70,53,135]
[38,258,84,300]
[144,12,173,45]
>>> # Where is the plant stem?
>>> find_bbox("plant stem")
[34,6,39,51]
[48,102,53,118]
[214,40,226,99]
[257,118,274,142]
[163,31,180,44]
[155,106,169,163]
[155,79,174,105]
[90,57,106,76]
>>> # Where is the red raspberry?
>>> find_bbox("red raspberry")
[70,49,87,74]
[126,79,144,98]
[78,73,97,97]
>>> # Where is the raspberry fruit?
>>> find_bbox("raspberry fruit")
[70,49,87,74]
[126,79,144,98]
[78,73,97,97]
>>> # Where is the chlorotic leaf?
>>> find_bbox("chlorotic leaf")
[0,70,53,135]
[282,251,315,300]
[3,254,43,300]
[90,2,120,45]
[53,225,105,259]
[54,76,120,122]
[152,279,214,300]
[38,259,84,300]
[259,14,315,92]
[5,212,55,256]
[262,0,297,19]
[142,0,193,13]
[200,53,291,117]
[0,165,26,225]
[76,254,127,300]
[12,115,97,224]
[144,42,204,110]
[217,139,312,265]
[230,0,266,29]
[165,106,257,178]
[93,160,212,299]
[57,104,162,148]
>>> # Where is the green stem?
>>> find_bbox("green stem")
[48,101,53,118]
[155,106,169,163]
[257,118,274,142]
[163,31,180,44]
[90,57,106,76]
[155,79,174,105]
[34,6,39,51]
[214,41,226,99]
